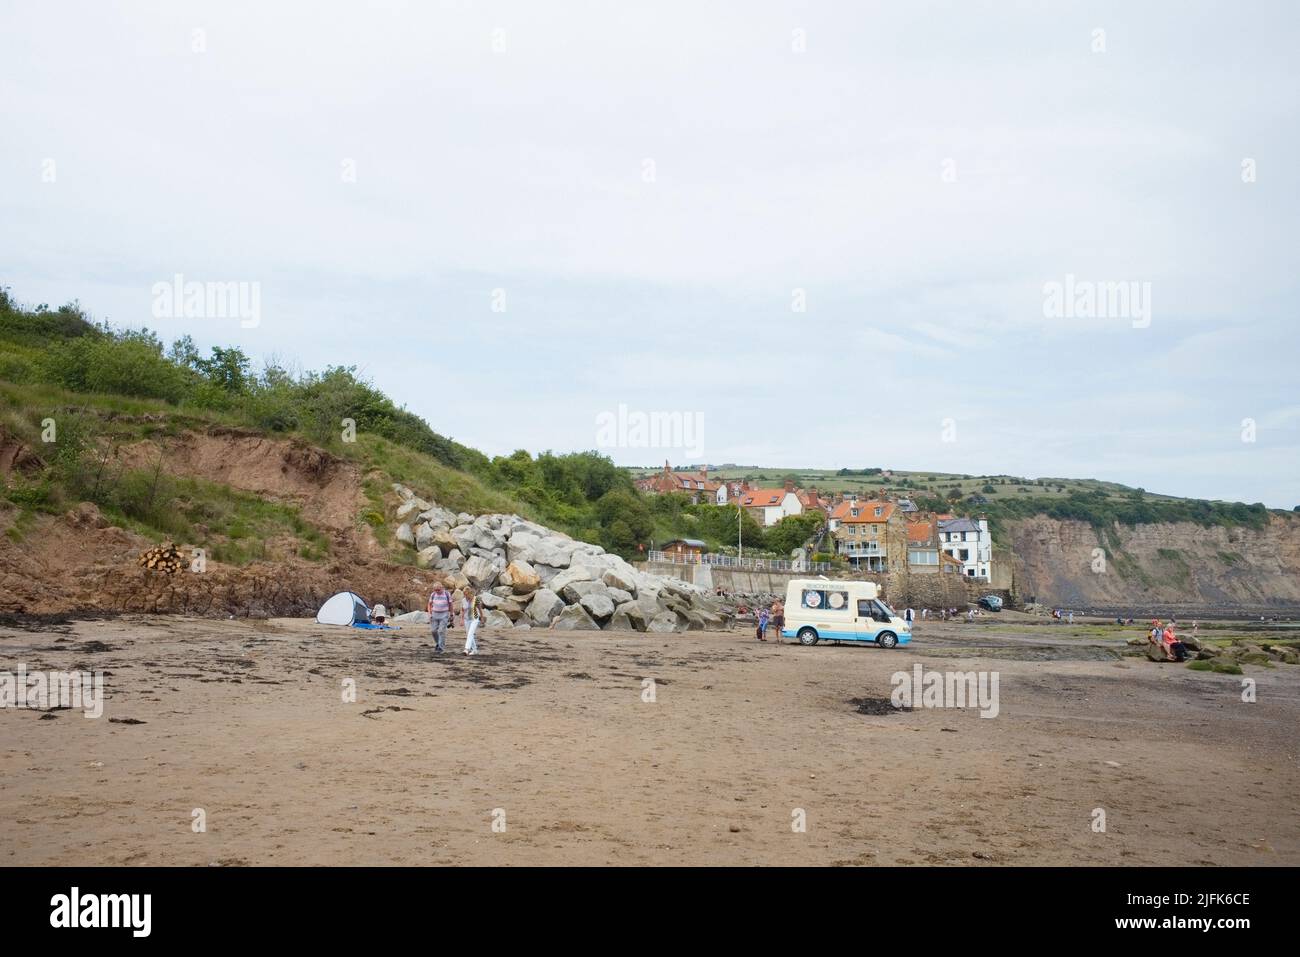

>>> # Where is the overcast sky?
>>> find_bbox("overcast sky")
[3,1,1298,506]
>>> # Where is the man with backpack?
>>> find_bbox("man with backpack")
[427,581,453,653]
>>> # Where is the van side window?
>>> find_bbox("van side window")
[857,599,873,616]
[801,589,825,609]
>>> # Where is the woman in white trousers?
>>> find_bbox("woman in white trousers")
[463,587,483,655]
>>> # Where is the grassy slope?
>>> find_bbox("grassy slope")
[0,377,536,565]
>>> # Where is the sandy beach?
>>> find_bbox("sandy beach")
[2,615,1296,866]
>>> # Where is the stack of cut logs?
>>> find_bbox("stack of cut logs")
[137,542,185,574]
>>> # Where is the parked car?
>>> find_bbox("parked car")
[978,595,1003,612]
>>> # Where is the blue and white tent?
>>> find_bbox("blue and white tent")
[316,591,370,626]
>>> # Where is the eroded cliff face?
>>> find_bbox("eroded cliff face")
[1004,513,1300,609]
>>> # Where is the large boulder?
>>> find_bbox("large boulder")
[605,587,633,606]
[430,528,460,555]
[526,588,565,626]
[679,609,707,631]
[601,567,637,596]
[484,610,513,630]
[395,498,431,521]
[499,560,541,595]
[462,555,501,591]
[496,599,526,621]
[530,541,573,569]
[532,564,562,585]
[559,579,606,605]
[647,611,681,633]
[415,546,443,568]
[452,526,476,555]
[417,505,459,529]
[579,591,615,624]
[395,523,415,546]
[506,531,542,564]
[608,602,648,632]
[392,610,430,625]
[553,603,601,631]
[415,522,437,550]
[549,565,596,596]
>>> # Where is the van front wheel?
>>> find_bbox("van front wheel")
[877,632,899,649]
[797,627,819,646]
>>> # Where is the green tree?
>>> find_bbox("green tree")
[765,511,824,555]
[195,346,252,393]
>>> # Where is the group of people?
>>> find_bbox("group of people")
[1148,618,1189,662]
[755,599,784,641]
[425,581,486,656]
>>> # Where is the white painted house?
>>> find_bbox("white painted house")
[739,485,803,526]
[937,517,992,581]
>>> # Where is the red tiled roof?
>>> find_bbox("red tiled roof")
[741,489,787,507]
[835,500,894,523]
[660,472,721,492]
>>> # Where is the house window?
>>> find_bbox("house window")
[874,507,883,516]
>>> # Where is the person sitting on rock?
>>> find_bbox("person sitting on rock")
[1148,620,1166,658]
[1162,623,1188,662]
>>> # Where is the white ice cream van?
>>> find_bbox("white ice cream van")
[780,578,911,648]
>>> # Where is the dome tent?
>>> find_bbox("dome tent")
[316,591,370,626]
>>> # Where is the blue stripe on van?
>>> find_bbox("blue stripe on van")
[780,629,911,645]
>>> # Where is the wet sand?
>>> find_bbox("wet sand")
[1,615,1296,866]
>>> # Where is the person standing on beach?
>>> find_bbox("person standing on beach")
[427,581,452,653]
[462,586,484,656]
[756,606,770,641]
[905,607,915,629]
[770,599,784,642]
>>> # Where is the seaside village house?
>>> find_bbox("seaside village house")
[937,516,993,581]
[637,462,727,505]
[829,498,907,572]
[905,518,966,575]
[739,480,805,527]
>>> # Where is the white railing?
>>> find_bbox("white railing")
[647,550,837,573]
